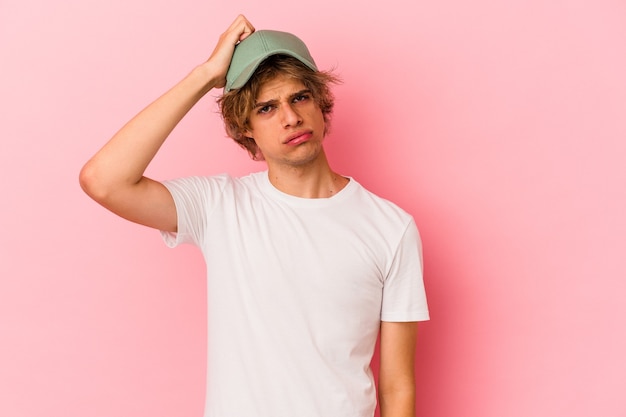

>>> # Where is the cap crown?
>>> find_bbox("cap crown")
[224,30,318,92]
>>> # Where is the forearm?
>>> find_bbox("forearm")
[80,63,218,197]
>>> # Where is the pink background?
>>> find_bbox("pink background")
[2,0,625,416]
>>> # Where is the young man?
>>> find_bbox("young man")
[80,15,428,417]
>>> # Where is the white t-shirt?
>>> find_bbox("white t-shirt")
[161,171,429,417]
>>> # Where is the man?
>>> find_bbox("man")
[80,15,429,417]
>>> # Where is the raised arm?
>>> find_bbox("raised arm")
[79,15,255,232]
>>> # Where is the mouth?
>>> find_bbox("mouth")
[284,130,313,146]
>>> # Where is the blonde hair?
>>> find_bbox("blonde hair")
[218,55,341,160]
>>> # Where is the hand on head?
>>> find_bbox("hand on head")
[206,15,256,89]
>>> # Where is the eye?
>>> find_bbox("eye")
[293,94,310,103]
[257,105,275,114]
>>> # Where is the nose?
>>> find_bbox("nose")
[281,103,302,128]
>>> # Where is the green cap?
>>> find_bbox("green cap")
[224,30,318,92]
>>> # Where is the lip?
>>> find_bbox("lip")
[283,130,313,146]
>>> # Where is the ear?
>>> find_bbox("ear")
[252,149,265,161]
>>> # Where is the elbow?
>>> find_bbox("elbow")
[79,160,109,202]
[378,385,416,417]
[78,161,94,195]
[378,377,416,415]
[378,382,416,402]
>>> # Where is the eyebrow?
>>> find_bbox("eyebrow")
[254,89,312,109]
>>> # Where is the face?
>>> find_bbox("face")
[244,74,327,169]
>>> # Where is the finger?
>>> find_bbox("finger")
[233,15,255,42]
[238,23,255,42]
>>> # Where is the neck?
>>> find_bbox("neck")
[266,151,349,198]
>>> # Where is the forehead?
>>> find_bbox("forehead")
[255,74,307,101]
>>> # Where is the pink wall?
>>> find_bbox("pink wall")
[2,1,625,416]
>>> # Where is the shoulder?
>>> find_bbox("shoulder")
[350,179,414,226]
[164,173,230,190]
[164,171,265,195]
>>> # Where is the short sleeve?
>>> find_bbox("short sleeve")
[159,175,229,248]
[380,219,429,322]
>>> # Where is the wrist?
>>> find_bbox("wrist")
[190,61,224,96]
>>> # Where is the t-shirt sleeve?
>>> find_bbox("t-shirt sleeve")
[380,218,430,322]
[159,175,229,248]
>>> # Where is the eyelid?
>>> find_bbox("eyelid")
[257,105,273,114]
[293,94,310,104]
[255,90,311,113]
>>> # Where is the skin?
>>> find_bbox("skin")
[379,322,419,417]
[79,14,419,417]
[245,74,348,198]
